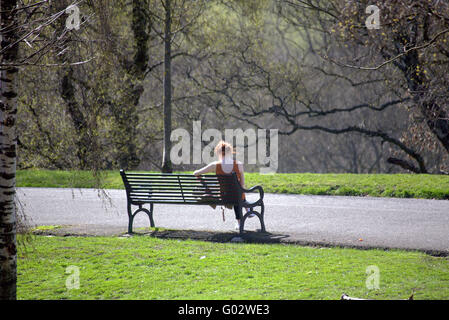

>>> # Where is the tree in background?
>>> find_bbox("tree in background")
[17,0,154,171]
[187,0,448,174]
[275,0,449,173]
[10,0,449,176]
[145,0,207,172]
[17,0,209,173]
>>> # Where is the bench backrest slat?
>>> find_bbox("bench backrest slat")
[120,170,242,205]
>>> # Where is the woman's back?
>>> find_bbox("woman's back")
[215,157,242,180]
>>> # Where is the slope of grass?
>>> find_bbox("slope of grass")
[17,235,449,300]
[246,173,449,199]
[16,169,449,199]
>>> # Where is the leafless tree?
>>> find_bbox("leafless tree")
[186,0,448,174]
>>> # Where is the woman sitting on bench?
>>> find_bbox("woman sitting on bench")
[193,141,252,229]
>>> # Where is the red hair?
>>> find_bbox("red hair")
[214,141,234,158]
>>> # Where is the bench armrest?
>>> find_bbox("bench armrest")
[241,185,264,201]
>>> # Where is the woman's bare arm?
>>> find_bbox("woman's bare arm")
[193,162,217,176]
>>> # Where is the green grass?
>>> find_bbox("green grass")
[16,170,111,189]
[247,173,449,199]
[17,235,449,300]
[16,169,449,199]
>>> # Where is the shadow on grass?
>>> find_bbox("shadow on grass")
[29,224,290,245]
[29,225,449,257]
[132,228,291,245]
[133,228,449,257]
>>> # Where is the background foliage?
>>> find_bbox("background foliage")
[16,0,449,174]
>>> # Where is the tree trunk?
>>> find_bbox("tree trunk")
[0,0,19,300]
[60,67,91,169]
[161,0,173,173]
[113,0,151,170]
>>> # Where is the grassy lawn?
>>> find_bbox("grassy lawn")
[16,169,449,199]
[18,235,449,300]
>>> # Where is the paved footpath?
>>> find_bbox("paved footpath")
[17,187,449,254]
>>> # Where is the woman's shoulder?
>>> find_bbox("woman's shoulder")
[207,161,219,169]
[206,161,219,168]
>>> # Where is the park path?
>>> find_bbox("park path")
[17,187,449,253]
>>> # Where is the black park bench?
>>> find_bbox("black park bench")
[120,170,265,234]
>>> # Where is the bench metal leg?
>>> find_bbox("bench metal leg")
[127,203,134,234]
[127,203,154,234]
[259,202,266,232]
[240,202,266,234]
[147,203,155,228]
